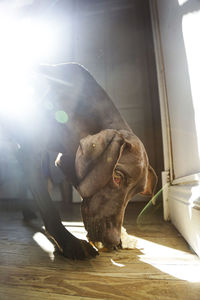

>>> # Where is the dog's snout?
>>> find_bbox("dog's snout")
[102,227,121,249]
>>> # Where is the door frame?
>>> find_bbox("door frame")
[149,0,200,257]
[149,0,173,221]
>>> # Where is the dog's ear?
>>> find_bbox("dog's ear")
[140,165,158,196]
[75,129,124,198]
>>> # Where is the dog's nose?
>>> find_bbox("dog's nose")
[102,227,121,249]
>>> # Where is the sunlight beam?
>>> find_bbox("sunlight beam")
[136,236,200,282]
[182,10,200,159]
[33,232,55,261]
[111,259,125,268]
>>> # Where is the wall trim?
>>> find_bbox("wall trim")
[169,184,200,206]
[172,173,200,186]
[168,182,200,257]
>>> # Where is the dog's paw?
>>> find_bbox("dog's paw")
[61,236,99,260]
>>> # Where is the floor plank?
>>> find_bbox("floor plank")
[0,202,200,299]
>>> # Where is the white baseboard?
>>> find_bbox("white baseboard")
[168,183,200,257]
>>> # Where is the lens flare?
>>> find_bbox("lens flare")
[55,110,69,124]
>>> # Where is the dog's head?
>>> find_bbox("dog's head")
[75,129,157,249]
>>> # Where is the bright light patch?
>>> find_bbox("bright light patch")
[178,0,189,6]
[188,184,200,219]
[0,79,37,120]
[62,221,88,240]
[137,236,200,282]
[55,110,69,124]
[62,222,85,226]
[42,222,88,241]
[0,11,57,120]
[182,11,200,158]
[111,259,125,268]
[33,232,55,261]
[0,16,56,70]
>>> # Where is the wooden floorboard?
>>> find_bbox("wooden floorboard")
[0,202,200,300]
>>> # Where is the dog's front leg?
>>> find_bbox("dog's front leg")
[17,149,98,260]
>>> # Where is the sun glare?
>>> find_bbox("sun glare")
[178,0,189,6]
[111,259,125,268]
[0,15,55,69]
[188,184,200,219]
[0,10,57,120]
[33,232,55,261]
[42,222,88,241]
[63,222,88,240]
[136,236,200,282]
[182,10,200,158]
[0,78,37,120]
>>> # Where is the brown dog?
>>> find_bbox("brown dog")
[3,63,157,259]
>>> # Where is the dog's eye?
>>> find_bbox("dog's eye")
[113,171,123,186]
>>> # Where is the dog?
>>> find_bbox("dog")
[1,63,157,259]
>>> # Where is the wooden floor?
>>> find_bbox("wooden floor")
[1,201,200,300]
